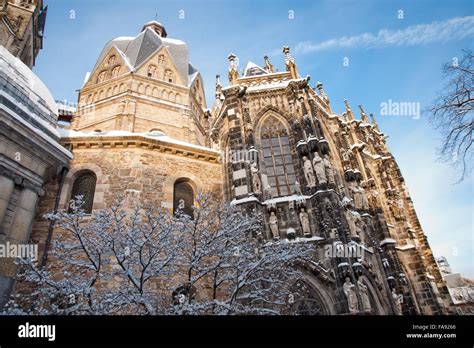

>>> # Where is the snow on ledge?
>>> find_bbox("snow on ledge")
[58,129,220,154]
[264,235,324,246]
[230,196,259,205]
[396,244,416,251]
[380,238,397,246]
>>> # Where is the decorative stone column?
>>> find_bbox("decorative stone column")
[8,188,39,243]
[0,176,14,226]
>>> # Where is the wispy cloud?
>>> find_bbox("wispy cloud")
[294,16,474,54]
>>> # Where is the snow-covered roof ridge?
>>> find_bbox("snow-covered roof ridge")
[58,129,220,155]
[90,27,195,86]
[0,46,58,117]
[244,61,267,76]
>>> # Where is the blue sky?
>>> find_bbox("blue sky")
[34,0,473,276]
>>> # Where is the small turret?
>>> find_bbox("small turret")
[282,46,298,79]
[263,55,275,73]
[358,105,369,123]
[227,53,239,85]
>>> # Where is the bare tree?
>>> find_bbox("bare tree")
[3,194,315,315]
[167,193,315,315]
[427,49,473,181]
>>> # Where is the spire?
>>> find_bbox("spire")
[227,53,239,85]
[282,46,298,79]
[370,113,380,131]
[263,55,275,73]
[358,105,369,123]
[215,74,222,100]
[344,99,355,120]
[316,81,329,103]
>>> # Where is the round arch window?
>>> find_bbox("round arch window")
[173,179,194,217]
[68,171,97,214]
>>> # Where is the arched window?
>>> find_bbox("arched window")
[290,280,327,315]
[173,179,194,217]
[148,64,157,78]
[158,54,165,64]
[97,70,107,83]
[112,66,121,78]
[108,55,116,66]
[69,171,97,214]
[259,116,296,196]
[164,69,173,83]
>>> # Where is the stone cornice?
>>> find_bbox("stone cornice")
[61,134,221,163]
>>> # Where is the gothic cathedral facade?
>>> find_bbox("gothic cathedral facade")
[0,18,454,314]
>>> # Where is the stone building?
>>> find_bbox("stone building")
[209,48,454,314]
[0,43,71,305]
[28,21,223,279]
[1,17,455,315]
[0,0,47,68]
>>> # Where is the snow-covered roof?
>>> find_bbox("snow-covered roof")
[89,26,196,86]
[58,129,220,154]
[0,45,57,117]
[243,61,267,77]
[0,46,70,157]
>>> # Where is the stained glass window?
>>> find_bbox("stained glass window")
[260,117,295,197]
[69,172,96,214]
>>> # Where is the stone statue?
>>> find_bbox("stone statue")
[299,208,311,236]
[303,156,316,188]
[250,162,261,194]
[359,183,369,210]
[350,181,362,210]
[369,187,380,207]
[358,278,372,313]
[312,152,327,185]
[343,277,359,314]
[344,207,360,239]
[392,288,403,315]
[389,198,402,219]
[323,154,336,185]
[269,211,280,239]
[295,180,302,195]
[355,214,366,243]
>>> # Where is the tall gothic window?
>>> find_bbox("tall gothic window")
[260,117,296,197]
[290,280,326,315]
[69,171,97,214]
[173,179,194,217]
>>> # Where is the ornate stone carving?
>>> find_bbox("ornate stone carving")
[323,154,336,186]
[269,211,280,239]
[299,208,311,236]
[250,162,261,194]
[302,156,316,188]
[312,152,327,186]
[295,180,302,195]
[392,289,403,315]
[358,278,372,313]
[343,277,359,314]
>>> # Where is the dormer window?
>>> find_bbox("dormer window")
[148,65,157,78]
[164,69,173,83]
